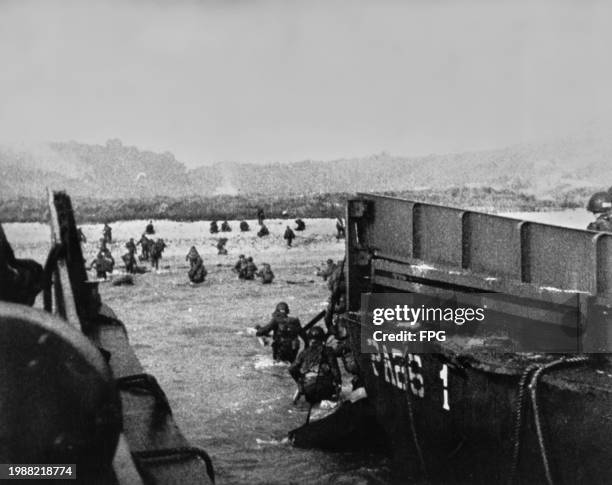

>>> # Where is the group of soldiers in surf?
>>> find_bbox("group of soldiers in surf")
[209,208,346,248]
[184,251,276,285]
[255,258,357,406]
[88,220,167,280]
[210,208,272,238]
[86,210,345,287]
[233,254,275,283]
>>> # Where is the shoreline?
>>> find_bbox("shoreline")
[0,186,592,224]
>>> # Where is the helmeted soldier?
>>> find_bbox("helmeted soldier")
[97,239,115,273]
[186,246,200,265]
[91,251,113,279]
[256,263,275,284]
[186,246,207,283]
[284,226,296,247]
[256,302,303,363]
[257,224,269,237]
[121,253,137,274]
[289,326,341,404]
[122,238,137,274]
[587,192,612,232]
[316,259,337,281]
[149,239,166,270]
[145,220,155,235]
[136,234,151,261]
[234,254,247,279]
[243,257,257,280]
[102,223,112,244]
[125,238,137,255]
[216,237,228,255]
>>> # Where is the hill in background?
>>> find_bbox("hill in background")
[1,133,610,205]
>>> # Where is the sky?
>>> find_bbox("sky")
[1,0,611,167]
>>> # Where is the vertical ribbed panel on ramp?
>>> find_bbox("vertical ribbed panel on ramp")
[353,194,612,299]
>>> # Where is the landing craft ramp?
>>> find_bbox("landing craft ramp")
[346,193,612,352]
[343,194,612,484]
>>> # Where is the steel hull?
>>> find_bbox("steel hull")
[345,314,612,484]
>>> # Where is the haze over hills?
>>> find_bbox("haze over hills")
[0,135,610,200]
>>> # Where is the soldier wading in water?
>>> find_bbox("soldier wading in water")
[186,246,207,283]
[289,326,341,405]
[256,302,303,363]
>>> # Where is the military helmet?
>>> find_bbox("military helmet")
[587,192,612,213]
[275,302,289,314]
[307,326,325,342]
[247,256,253,262]
[326,259,333,264]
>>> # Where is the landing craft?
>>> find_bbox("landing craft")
[0,191,214,484]
[300,194,612,484]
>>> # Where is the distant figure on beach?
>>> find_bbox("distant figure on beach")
[335,216,345,240]
[216,237,228,255]
[150,239,166,270]
[145,220,155,235]
[77,227,87,243]
[316,259,337,281]
[186,246,207,283]
[257,224,269,237]
[284,226,295,247]
[122,238,138,273]
[91,253,112,280]
[137,234,151,261]
[125,238,137,255]
[210,221,219,234]
[91,240,114,279]
[102,223,112,244]
[240,221,250,232]
[221,220,232,232]
[257,208,265,225]
[243,257,257,280]
[294,219,306,231]
[97,238,115,271]
[234,254,247,279]
[256,263,275,284]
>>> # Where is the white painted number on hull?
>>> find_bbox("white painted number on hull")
[439,364,450,411]
[406,354,424,398]
[367,340,452,411]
